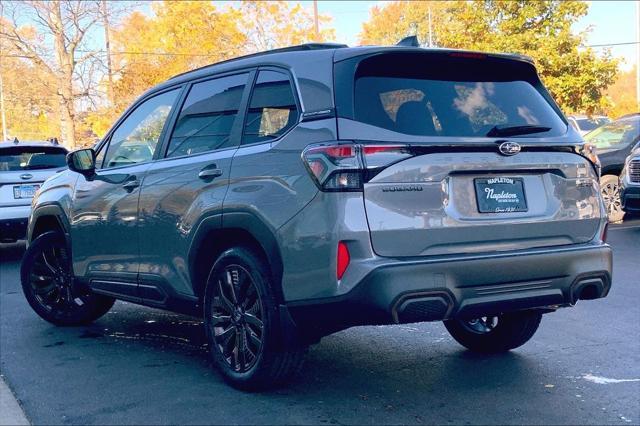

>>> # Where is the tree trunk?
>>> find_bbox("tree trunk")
[51,1,76,149]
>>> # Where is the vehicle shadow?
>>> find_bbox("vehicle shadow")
[67,304,542,422]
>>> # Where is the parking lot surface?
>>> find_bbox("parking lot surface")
[1,222,638,425]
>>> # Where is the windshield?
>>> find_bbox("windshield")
[0,146,67,171]
[584,118,640,150]
[347,53,566,138]
[576,117,609,132]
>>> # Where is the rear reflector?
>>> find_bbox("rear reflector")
[337,241,350,280]
[601,222,608,243]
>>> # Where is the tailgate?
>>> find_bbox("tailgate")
[363,151,603,257]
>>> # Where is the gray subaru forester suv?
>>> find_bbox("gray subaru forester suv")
[21,43,612,390]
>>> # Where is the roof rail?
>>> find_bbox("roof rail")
[169,43,348,81]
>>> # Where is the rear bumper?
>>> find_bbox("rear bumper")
[0,205,30,242]
[287,243,612,339]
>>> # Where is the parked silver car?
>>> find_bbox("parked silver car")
[0,139,67,242]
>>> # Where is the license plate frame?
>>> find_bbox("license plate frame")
[13,184,40,199]
[474,177,528,213]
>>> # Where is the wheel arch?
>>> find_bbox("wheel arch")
[600,166,622,177]
[29,204,71,246]
[188,211,284,304]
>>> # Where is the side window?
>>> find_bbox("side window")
[94,142,107,169]
[242,70,298,145]
[103,89,179,168]
[166,73,248,158]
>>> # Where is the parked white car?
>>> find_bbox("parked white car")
[0,139,67,243]
[568,115,610,136]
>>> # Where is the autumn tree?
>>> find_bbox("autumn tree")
[604,66,638,119]
[0,1,108,148]
[239,1,335,51]
[0,35,60,140]
[360,0,619,115]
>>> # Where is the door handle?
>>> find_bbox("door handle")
[198,166,223,180]
[122,179,140,192]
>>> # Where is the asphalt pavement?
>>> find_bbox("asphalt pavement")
[1,222,638,425]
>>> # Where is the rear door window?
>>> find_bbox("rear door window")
[242,70,298,145]
[166,73,249,158]
[344,52,566,138]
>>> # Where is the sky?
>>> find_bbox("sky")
[310,0,639,71]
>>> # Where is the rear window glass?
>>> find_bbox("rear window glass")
[348,53,566,138]
[0,147,67,171]
[242,70,298,145]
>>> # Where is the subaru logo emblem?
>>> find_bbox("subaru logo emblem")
[498,142,521,156]
[20,173,33,180]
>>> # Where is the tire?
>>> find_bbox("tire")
[21,231,115,326]
[444,310,542,353]
[600,174,625,223]
[204,247,306,391]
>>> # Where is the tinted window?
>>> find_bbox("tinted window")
[348,53,566,138]
[584,118,640,149]
[242,71,298,145]
[103,89,179,168]
[166,74,248,157]
[0,146,67,171]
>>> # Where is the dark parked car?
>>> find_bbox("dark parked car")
[584,113,640,222]
[620,142,640,216]
[21,43,611,390]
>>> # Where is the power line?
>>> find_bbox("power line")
[586,41,640,48]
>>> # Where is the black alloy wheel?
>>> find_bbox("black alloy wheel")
[209,264,264,373]
[21,231,114,325]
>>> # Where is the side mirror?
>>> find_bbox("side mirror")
[67,148,96,175]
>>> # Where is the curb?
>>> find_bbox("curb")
[0,375,29,426]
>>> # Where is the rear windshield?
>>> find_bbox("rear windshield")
[343,52,566,138]
[0,146,67,171]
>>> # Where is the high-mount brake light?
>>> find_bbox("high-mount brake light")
[448,52,487,60]
[302,143,414,191]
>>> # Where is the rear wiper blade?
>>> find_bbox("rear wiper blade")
[486,125,551,137]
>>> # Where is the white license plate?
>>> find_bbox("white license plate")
[13,184,40,199]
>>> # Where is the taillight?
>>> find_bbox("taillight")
[302,142,413,191]
[337,241,350,280]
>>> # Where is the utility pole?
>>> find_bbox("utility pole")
[636,0,639,110]
[101,0,114,106]
[0,0,6,141]
[0,72,7,142]
[313,0,320,42]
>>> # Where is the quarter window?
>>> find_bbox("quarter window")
[242,71,298,145]
[166,73,249,157]
[102,89,179,168]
